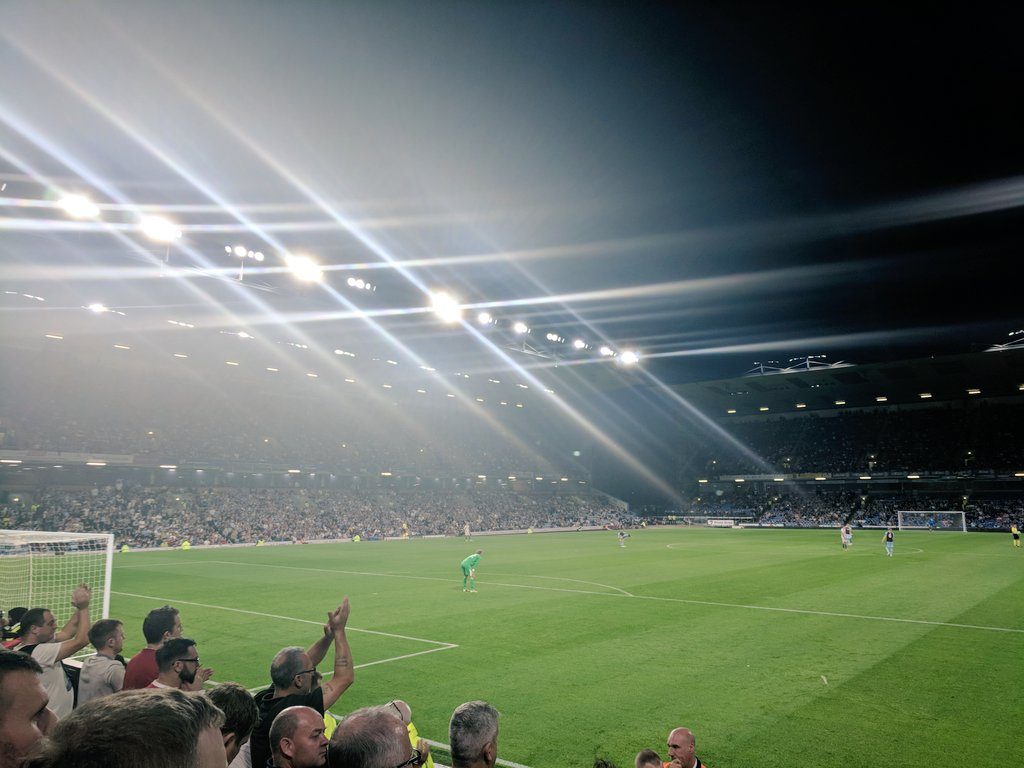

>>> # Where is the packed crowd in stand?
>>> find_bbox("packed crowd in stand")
[680,489,1020,530]
[0,591,699,768]
[0,486,630,548]
[681,402,1024,475]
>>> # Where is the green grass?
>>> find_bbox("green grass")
[109,529,1024,768]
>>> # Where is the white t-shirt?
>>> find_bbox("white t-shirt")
[21,642,74,718]
[77,653,126,705]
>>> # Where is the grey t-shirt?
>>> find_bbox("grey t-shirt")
[77,653,125,705]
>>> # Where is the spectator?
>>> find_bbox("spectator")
[448,700,499,768]
[665,727,706,768]
[13,585,92,718]
[149,637,213,691]
[378,701,433,768]
[208,683,259,764]
[124,605,182,689]
[269,706,328,768]
[634,749,661,768]
[0,649,56,768]
[77,619,126,705]
[327,707,427,768]
[2,609,27,648]
[250,600,354,768]
[20,688,227,768]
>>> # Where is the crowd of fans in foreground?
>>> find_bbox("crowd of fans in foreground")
[0,486,632,548]
[0,593,705,768]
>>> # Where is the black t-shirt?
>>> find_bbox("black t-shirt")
[249,686,325,768]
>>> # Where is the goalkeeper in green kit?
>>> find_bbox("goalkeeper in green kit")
[460,550,482,592]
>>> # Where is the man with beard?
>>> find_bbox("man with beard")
[147,637,213,691]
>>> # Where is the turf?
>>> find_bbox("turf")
[108,528,1024,768]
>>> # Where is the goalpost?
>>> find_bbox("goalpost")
[0,531,114,623]
[896,510,967,533]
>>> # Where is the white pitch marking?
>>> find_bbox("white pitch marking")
[116,560,1023,635]
[111,591,458,647]
[488,571,634,597]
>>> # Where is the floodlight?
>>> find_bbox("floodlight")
[478,312,493,325]
[255,252,264,262]
[233,245,247,257]
[599,346,614,356]
[355,279,365,289]
[572,339,586,350]
[347,277,357,287]
[57,194,99,219]
[430,291,462,324]
[286,253,324,283]
[140,215,182,242]
[513,321,529,334]
[87,302,108,314]
[237,331,252,339]
[619,349,640,366]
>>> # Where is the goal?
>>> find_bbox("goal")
[896,510,967,532]
[0,531,113,624]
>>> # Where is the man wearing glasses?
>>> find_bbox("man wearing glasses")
[250,599,354,768]
[327,707,429,768]
[146,637,213,691]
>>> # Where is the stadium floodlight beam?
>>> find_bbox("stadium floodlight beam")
[57,194,100,219]
[599,346,614,356]
[430,291,462,324]
[478,312,492,325]
[513,321,529,335]
[139,215,182,243]
[572,339,586,350]
[619,349,640,366]
[86,302,109,314]
[286,253,324,283]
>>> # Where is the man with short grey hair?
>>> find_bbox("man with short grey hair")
[448,701,499,768]
[269,706,327,768]
[327,707,427,768]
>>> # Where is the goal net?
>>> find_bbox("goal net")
[896,511,966,532]
[0,531,113,624]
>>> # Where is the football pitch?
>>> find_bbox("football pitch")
[109,528,1023,768]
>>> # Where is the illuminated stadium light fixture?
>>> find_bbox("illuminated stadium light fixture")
[859,475,872,480]
[355,279,365,289]
[499,401,508,406]
[344,378,355,383]
[907,474,921,479]
[287,469,302,474]
[508,475,517,480]
[57,194,100,219]
[726,408,737,414]
[139,215,182,242]
[237,331,252,339]
[488,378,501,384]
[773,477,785,482]
[759,406,770,412]
[572,339,586,350]
[173,353,188,358]
[535,477,544,481]
[560,477,569,482]
[834,400,846,406]
[167,320,195,328]
[416,389,426,394]
[814,476,827,481]
[477,312,493,325]
[266,367,279,372]
[919,392,932,399]
[382,384,393,389]
[386,360,398,365]
[306,372,318,378]
[225,361,239,366]
[513,321,529,335]
[515,403,524,408]
[599,346,614,357]
[44,333,63,340]
[545,332,558,342]
[545,388,555,394]
[334,349,356,357]
[1015,472,1024,477]
[160,464,177,470]
[429,291,462,324]
[477,475,487,480]
[0,459,23,465]
[1019,384,1024,391]
[86,461,107,467]
[113,344,130,350]
[795,403,807,409]
[87,302,109,314]
[967,388,981,395]
[619,349,640,366]
[446,393,455,398]
[233,245,247,257]
[346,277,356,287]
[285,253,324,283]
[380,471,393,477]
[734,478,745,483]
[419,365,435,371]
[876,396,888,402]
[475,398,484,403]
[517,383,528,389]
[698,479,708,484]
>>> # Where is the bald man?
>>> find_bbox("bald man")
[664,727,707,768]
